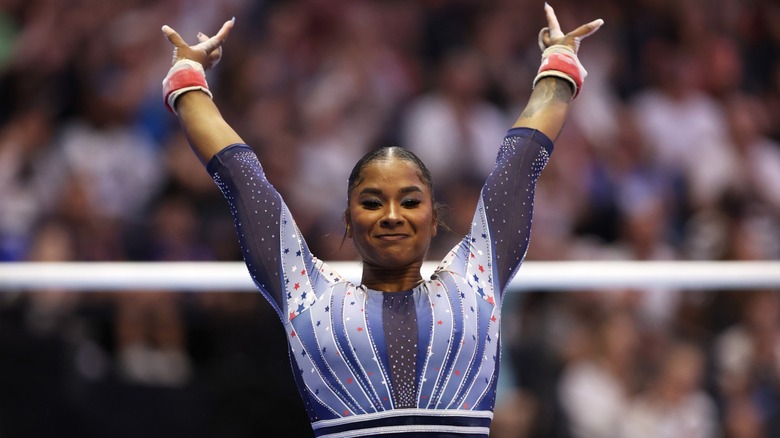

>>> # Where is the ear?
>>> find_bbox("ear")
[431,211,438,237]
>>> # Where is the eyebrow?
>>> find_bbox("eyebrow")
[359,186,424,196]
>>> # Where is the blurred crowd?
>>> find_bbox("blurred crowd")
[0,0,779,436]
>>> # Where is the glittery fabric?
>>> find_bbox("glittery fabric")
[382,291,418,409]
[207,127,553,437]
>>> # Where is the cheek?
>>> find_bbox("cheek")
[346,209,371,237]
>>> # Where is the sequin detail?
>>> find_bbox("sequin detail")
[207,128,553,436]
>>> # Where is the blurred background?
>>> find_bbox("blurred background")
[0,0,779,436]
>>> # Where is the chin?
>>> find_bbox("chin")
[364,253,421,270]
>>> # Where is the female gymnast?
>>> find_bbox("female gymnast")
[161,4,602,436]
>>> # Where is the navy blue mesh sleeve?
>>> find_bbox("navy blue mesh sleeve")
[484,128,553,290]
[434,128,553,305]
[206,144,290,315]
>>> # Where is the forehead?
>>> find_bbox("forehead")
[353,158,428,191]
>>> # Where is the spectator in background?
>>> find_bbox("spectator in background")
[0,105,61,261]
[400,45,509,195]
[618,340,718,438]
[557,306,641,438]
[714,291,780,430]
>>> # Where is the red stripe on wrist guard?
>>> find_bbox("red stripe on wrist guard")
[162,61,211,114]
[533,47,586,98]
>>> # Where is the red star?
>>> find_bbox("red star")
[470,252,475,259]
[343,410,350,416]
[437,320,443,325]
[294,282,300,290]
[463,402,469,409]
[289,312,296,320]
[491,315,497,322]
[454,370,460,376]
[357,327,363,332]
[487,296,494,305]
[291,330,297,337]
[478,264,484,273]
[301,269,306,275]
[347,377,353,384]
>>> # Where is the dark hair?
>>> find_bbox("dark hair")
[342,146,449,242]
[347,146,435,197]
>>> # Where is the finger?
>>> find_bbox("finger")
[213,17,235,42]
[161,25,187,48]
[198,18,235,53]
[569,18,604,41]
[544,3,564,39]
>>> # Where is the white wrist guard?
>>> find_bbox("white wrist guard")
[162,59,212,114]
[533,45,587,98]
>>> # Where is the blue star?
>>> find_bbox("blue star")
[473,274,479,282]
[296,250,302,257]
[297,303,305,313]
[284,248,290,254]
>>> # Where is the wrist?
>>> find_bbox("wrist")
[533,45,586,99]
[162,59,213,114]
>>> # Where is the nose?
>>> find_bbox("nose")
[380,204,404,227]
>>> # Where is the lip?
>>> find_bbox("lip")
[375,233,409,241]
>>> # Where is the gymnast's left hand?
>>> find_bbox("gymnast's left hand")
[538,3,603,54]
[161,18,235,69]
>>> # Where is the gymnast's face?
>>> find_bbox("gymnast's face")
[346,157,437,270]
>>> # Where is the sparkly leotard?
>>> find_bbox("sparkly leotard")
[208,128,553,437]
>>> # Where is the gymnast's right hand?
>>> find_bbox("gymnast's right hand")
[161,18,235,70]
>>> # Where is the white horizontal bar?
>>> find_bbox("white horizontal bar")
[0,261,778,292]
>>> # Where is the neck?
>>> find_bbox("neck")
[360,262,425,292]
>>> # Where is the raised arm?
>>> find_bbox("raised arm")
[447,5,604,294]
[161,19,243,165]
[512,4,603,141]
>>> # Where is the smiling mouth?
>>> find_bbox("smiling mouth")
[375,234,409,241]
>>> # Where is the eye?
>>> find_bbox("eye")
[401,198,421,208]
[361,199,382,210]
